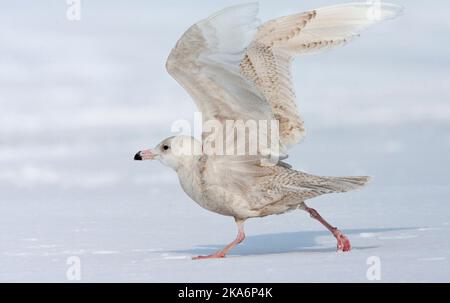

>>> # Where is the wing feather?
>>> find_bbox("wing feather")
[241,2,403,148]
[166,3,272,125]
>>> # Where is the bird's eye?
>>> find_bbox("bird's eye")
[163,145,170,151]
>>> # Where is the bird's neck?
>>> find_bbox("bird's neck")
[173,154,202,173]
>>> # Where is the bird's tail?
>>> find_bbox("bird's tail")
[282,171,372,198]
[321,176,372,193]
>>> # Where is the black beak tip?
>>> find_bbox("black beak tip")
[134,152,142,161]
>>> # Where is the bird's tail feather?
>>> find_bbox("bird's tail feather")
[323,176,372,193]
[281,172,372,198]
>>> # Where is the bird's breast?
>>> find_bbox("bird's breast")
[177,168,203,204]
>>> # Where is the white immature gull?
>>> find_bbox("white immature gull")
[135,2,402,259]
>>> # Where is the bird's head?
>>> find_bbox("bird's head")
[134,136,202,171]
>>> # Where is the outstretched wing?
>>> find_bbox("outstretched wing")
[166,2,402,153]
[166,3,273,125]
[241,2,403,148]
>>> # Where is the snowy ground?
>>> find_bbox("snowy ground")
[1,0,449,282]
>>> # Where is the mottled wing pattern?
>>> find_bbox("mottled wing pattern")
[240,3,403,149]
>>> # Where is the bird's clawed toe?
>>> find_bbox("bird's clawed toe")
[192,253,226,260]
[333,229,352,252]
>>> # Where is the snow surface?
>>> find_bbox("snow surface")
[1,0,449,282]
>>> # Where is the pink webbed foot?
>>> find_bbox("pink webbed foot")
[192,219,246,261]
[306,207,352,253]
[192,253,225,260]
[333,229,352,252]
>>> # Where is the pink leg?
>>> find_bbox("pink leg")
[193,220,245,260]
[305,207,351,252]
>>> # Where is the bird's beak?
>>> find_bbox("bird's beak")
[134,149,157,161]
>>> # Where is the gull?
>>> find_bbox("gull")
[135,2,402,259]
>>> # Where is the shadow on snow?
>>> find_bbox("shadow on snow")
[170,227,416,256]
